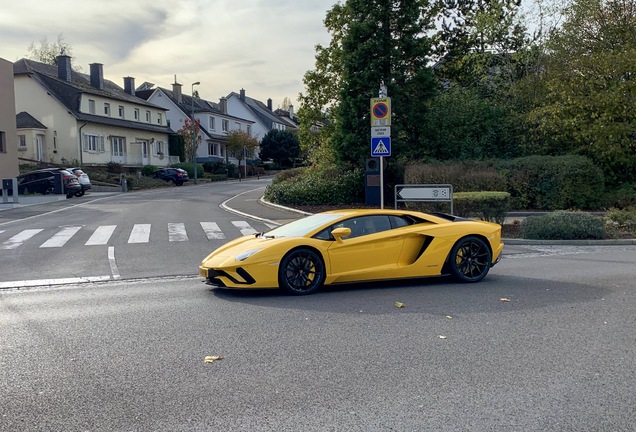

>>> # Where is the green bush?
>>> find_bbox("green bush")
[520,211,606,240]
[271,167,307,185]
[499,155,604,210]
[141,165,158,176]
[604,183,636,209]
[107,162,123,174]
[454,192,511,224]
[265,167,364,205]
[203,161,230,174]
[404,161,505,192]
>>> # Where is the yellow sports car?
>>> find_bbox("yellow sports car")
[199,209,504,295]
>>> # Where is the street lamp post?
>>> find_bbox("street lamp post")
[191,81,200,184]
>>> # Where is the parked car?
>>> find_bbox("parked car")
[152,168,189,186]
[66,167,92,197]
[16,168,82,198]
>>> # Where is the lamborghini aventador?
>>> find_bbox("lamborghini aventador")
[199,209,504,295]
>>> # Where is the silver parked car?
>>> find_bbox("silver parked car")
[66,167,92,197]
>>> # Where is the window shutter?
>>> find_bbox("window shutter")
[100,136,105,153]
[83,134,89,152]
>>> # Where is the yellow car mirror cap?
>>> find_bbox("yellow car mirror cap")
[331,227,351,243]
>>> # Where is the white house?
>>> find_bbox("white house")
[137,80,254,165]
[13,55,173,168]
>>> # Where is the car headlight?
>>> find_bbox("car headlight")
[235,249,263,262]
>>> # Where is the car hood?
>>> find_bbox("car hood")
[201,235,295,263]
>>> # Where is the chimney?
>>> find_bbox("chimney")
[219,97,227,114]
[172,82,183,104]
[89,63,104,90]
[267,98,272,111]
[56,55,72,82]
[123,77,135,96]
[288,104,294,118]
[239,88,245,101]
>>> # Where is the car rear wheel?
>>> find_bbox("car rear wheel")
[74,190,85,197]
[279,248,325,295]
[66,192,74,199]
[449,236,492,283]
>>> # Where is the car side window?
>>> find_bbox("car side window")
[389,215,411,228]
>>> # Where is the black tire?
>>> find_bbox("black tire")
[449,236,492,283]
[278,248,326,295]
[175,181,183,186]
[66,193,74,199]
[75,190,85,197]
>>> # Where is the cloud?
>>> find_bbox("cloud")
[0,0,334,105]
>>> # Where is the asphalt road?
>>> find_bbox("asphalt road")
[1,181,635,431]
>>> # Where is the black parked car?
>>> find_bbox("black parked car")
[152,168,189,186]
[16,168,82,198]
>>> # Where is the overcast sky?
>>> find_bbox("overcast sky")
[0,0,335,109]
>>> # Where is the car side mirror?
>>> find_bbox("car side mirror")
[331,227,351,243]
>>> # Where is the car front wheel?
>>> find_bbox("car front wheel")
[449,236,492,283]
[74,190,85,197]
[279,248,326,295]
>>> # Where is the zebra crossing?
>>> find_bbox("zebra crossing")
[0,220,268,250]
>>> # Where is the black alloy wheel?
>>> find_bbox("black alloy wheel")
[279,248,326,295]
[449,236,492,283]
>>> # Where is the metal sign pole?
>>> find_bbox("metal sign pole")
[380,156,384,209]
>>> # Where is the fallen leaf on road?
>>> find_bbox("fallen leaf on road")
[438,335,447,339]
[394,302,405,308]
[499,298,511,302]
[204,355,224,364]
[446,315,453,319]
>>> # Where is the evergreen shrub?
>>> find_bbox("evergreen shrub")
[454,192,511,224]
[520,211,606,240]
[265,168,364,205]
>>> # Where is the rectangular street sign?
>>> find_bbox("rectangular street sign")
[370,97,391,127]
[396,185,452,200]
[371,137,391,157]
[371,127,391,138]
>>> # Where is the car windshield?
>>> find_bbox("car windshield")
[262,213,343,238]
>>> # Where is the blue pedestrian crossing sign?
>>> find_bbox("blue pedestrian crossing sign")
[371,137,391,157]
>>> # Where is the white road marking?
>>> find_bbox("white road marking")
[200,222,225,240]
[232,221,258,236]
[40,226,83,248]
[1,229,44,250]
[0,230,5,234]
[128,224,151,243]
[108,246,121,280]
[0,276,111,289]
[168,223,188,242]
[85,225,117,245]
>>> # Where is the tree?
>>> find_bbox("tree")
[330,0,437,166]
[259,129,301,167]
[26,34,81,70]
[226,130,259,179]
[532,0,636,184]
[177,118,201,163]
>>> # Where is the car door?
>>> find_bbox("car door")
[326,215,404,282]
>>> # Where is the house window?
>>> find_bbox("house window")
[83,134,105,153]
[247,125,251,135]
[104,103,110,116]
[112,136,126,156]
[18,134,27,150]
[208,142,218,156]
[234,122,240,131]
[0,131,5,153]
[134,108,140,120]
[118,106,125,117]
[154,141,164,156]
[209,116,215,130]
[88,99,96,114]
[157,113,162,125]
[222,119,229,132]
[145,111,151,122]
